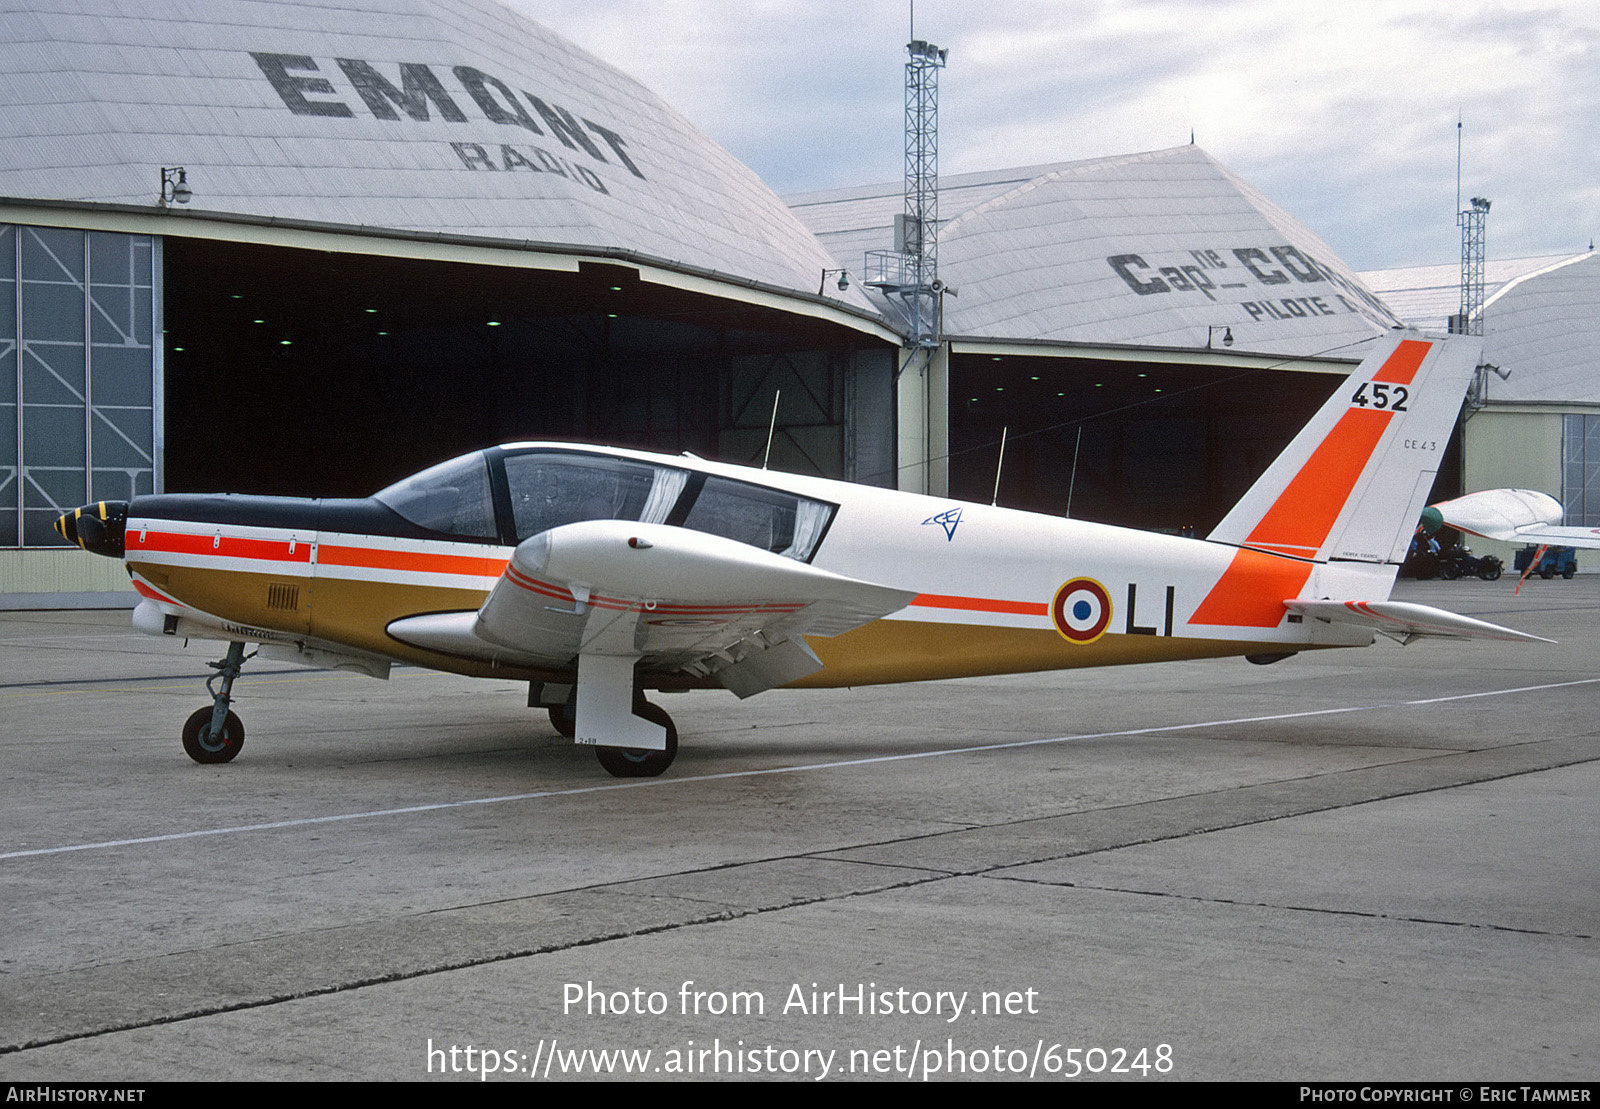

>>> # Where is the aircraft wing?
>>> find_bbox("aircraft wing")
[1428,488,1600,548]
[1286,599,1554,645]
[389,520,916,697]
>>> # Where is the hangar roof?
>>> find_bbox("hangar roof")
[0,0,868,311]
[789,146,1402,360]
[1361,252,1600,405]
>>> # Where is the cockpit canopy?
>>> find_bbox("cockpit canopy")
[373,447,836,562]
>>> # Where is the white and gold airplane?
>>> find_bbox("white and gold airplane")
[56,330,1547,777]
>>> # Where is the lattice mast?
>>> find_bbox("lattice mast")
[1457,197,1489,337]
[902,37,946,349]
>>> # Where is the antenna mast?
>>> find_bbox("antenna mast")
[1453,119,1493,410]
[902,36,946,350]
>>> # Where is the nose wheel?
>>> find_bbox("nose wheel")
[182,641,253,764]
[183,706,244,763]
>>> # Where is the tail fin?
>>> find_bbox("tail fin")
[1208,331,1482,567]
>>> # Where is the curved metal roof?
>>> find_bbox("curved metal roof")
[1361,252,1600,405]
[794,146,1402,359]
[0,0,861,305]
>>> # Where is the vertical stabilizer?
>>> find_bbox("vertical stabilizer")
[1208,332,1482,566]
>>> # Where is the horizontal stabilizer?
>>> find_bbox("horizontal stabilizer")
[1286,599,1553,645]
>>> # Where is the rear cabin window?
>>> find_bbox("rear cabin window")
[679,475,834,562]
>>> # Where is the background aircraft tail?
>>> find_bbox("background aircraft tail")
[1207,332,1483,569]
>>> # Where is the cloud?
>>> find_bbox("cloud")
[513,0,1600,269]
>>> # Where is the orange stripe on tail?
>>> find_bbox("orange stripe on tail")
[1189,547,1313,628]
[1243,407,1392,556]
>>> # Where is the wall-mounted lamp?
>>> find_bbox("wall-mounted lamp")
[160,167,191,207]
[819,268,850,295]
[1206,325,1234,349]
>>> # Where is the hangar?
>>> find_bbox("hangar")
[2,0,1407,604]
[788,147,1407,529]
[0,0,904,602]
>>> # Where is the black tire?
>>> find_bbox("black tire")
[1441,562,1462,580]
[548,704,575,738]
[1541,569,1555,580]
[182,706,244,764]
[594,702,677,778]
[1480,563,1502,581]
[1563,567,1576,580]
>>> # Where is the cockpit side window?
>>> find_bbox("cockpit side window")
[679,476,834,562]
[502,452,688,541]
[372,452,498,540]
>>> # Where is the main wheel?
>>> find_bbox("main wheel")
[182,706,244,764]
[548,704,575,738]
[594,702,678,778]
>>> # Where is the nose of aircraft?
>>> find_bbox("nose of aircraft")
[55,500,129,558]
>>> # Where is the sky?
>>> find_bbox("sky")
[516,0,1599,272]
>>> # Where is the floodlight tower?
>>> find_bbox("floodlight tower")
[1455,196,1501,411]
[869,27,950,496]
[902,37,947,350]
[1455,196,1489,337]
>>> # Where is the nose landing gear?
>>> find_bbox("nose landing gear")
[182,641,253,764]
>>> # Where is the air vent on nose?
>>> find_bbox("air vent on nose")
[266,582,300,611]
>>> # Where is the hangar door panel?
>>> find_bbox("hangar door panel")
[718,351,844,478]
[2,225,157,547]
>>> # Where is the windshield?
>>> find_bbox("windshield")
[372,452,498,540]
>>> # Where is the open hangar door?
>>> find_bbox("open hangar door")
[161,237,894,498]
[947,350,1350,536]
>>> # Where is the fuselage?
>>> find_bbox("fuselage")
[92,442,1371,689]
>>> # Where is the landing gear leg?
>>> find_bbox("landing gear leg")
[182,641,252,764]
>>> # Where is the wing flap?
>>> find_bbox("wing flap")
[1287,599,1553,644]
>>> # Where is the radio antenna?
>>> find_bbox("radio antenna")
[761,390,781,469]
[991,426,1008,506]
[1065,425,1083,517]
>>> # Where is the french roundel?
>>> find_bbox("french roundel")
[1051,578,1112,644]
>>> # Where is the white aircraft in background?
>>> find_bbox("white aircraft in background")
[1427,488,1600,549]
[56,330,1547,777]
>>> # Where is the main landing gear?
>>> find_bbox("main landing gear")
[182,641,252,764]
[593,701,678,779]
[542,684,680,778]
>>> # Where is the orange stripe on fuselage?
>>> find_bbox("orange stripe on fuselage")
[138,530,312,563]
[911,593,1049,616]
[316,545,508,578]
[1189,547,1313,628]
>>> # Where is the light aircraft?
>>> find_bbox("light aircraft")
[56,330,1549,777]
[1426,488,1600,549]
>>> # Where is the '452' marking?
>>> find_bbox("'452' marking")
[1351,382,1408,411]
